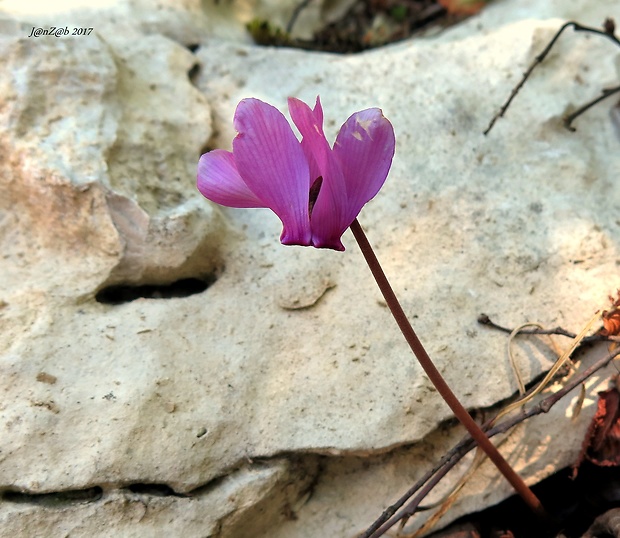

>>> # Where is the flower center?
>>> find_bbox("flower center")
[308,176,323,217]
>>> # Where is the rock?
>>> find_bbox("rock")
[239,0,358,39]
[0,0,359,44]
[0,458,317,538]
[1,0,619,536]
[0,0,242,44]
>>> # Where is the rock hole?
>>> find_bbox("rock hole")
[95,276,215,305]
[127,483,184,497]
[186,43,200,53]
[199,142,215,155]
[188,474,227,497]
[198,106,224,156]
[200,124,222,155]
[440,462,620,537]
[188,62,200,85]
[2,486,103,507]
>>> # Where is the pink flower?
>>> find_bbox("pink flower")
[197,96,395,251]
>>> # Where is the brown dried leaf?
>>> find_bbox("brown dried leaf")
[437,0,488,16]
[573,375,620,477]
[600,290,620,337]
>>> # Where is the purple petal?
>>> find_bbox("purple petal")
[288,97,348,251]
[197,150,266,208]
[291,97,322,183]
[232,98,312,246]
[311,95,323,128]
[333,108,395,224]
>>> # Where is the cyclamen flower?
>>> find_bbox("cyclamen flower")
[197,96,395,251]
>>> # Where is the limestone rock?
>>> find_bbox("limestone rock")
[0,0,359,44]
[0,458,317,538]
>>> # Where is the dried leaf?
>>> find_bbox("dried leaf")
[573,375,620,477]
[600,290,620,337]
[437,0,488,16]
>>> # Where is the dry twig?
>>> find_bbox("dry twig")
[360,314,620,538]
[484,19,620,134]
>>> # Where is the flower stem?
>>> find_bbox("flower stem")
[349,219,546,518]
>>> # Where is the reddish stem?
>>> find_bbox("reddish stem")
[350,219,546,522]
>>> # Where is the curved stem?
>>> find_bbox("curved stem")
[350,219,547,524]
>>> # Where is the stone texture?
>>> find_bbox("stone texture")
[0,0,619,536]
[0,458,318,538]
[0,0,358,44]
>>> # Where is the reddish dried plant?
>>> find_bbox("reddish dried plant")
[573,375,620,477]
[574,293,620,476]
[600,290,620,337]
[437,0,488,15]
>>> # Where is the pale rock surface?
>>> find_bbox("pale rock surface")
[0,0,358,43]
[0,0,619,536]
[0,458,318,537]
[236,0,358,39]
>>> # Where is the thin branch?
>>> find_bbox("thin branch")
[484,19,620,135]
[508,322,546,395]
[360,344,620,538]
[286,0,313,34]
[564,85,620,131]
[477,313,620,343]
[359,437,477,538]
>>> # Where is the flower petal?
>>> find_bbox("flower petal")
[197,149,266,208]
[288,96,348,251]
[293,98,322,183]
[333,108,395,224]
[232,98,312,246]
